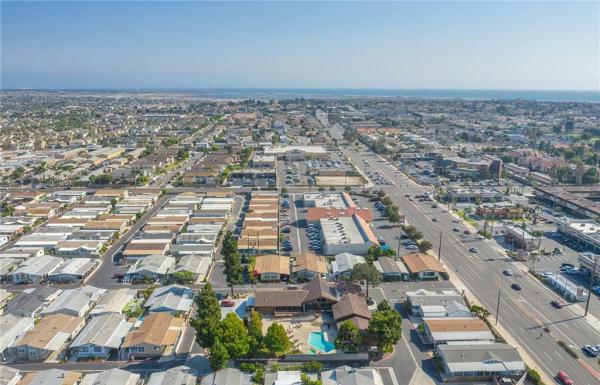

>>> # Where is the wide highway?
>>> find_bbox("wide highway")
[344,145,600,385]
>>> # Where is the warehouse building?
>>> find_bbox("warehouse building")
[320,214,378,256]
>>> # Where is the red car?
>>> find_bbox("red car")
[220,300,235,307]
[557,371,573,385]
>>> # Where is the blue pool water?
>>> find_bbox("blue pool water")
[308,331,335,353]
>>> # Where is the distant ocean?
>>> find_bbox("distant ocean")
[172,88,600,103]
[8,87,599,103]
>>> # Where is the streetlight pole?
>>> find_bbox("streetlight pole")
[495,288,501,326]
[438,232,443,262]
[585,255,598,317]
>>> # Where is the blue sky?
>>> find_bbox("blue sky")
[1,1,598,90]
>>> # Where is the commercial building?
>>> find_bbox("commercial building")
[436,343,525,381]
[534,185,600,220]
[435,155,502,180]
[422,318,495,346]
[407,289,471,318]
[503,224,541,252]
[446,187,505,203]
[303,192,355,209]
[263,145,328,160]
[556,218,600,253]
[320,215,378,256]
[543,272,589,302]
[401,252,446,280]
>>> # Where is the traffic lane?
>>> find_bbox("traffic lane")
[406,204,600,383]
[86,194,171,287]
[356,152,600,383]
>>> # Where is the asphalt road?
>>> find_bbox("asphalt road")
[87,194,171,287]
[343,145,600,385]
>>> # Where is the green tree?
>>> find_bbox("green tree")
[264,322,292,357]
[377,299,392,312]
[335,320,362,352]
[222,231,243,296]
[368,304,402,353]
[300,374,322,385]
[173,270,196,284]
[418,240,433,253]
[216,312,250,358]
[387,209,401,226]
[247,309,264,353]
[192,283,221,348]
[209,337,229,370]
[352,262,381,299]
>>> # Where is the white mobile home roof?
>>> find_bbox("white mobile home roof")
[89,288,136,317]
[49,258,97,278]
[80,368,140,385]
[11,255,62,277]
[70,313,132,349]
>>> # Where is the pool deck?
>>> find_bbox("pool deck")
[262,312,338,354]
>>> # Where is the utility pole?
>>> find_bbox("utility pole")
[437,232,443,262]
[495,288,502,325]
[495,275,501,326]
[363,160,368,192]
[585,255,598,317]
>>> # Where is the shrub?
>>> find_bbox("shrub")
[240,362,261,373]
[557,340,579,358]
[302,361,323,373]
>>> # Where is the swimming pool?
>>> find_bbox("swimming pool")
[308,331,335,353]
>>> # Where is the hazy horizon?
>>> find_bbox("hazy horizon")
[2,1,599,91]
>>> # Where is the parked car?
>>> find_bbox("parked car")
[452,227,460,232]
[432,217,438,222]
[502,269,513,276]
[511,283,522,291]
[560,263,575,270]
[220,300,235,307]
[468,247,478,253]
[557,371,573,385]
[582,345,599,357]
